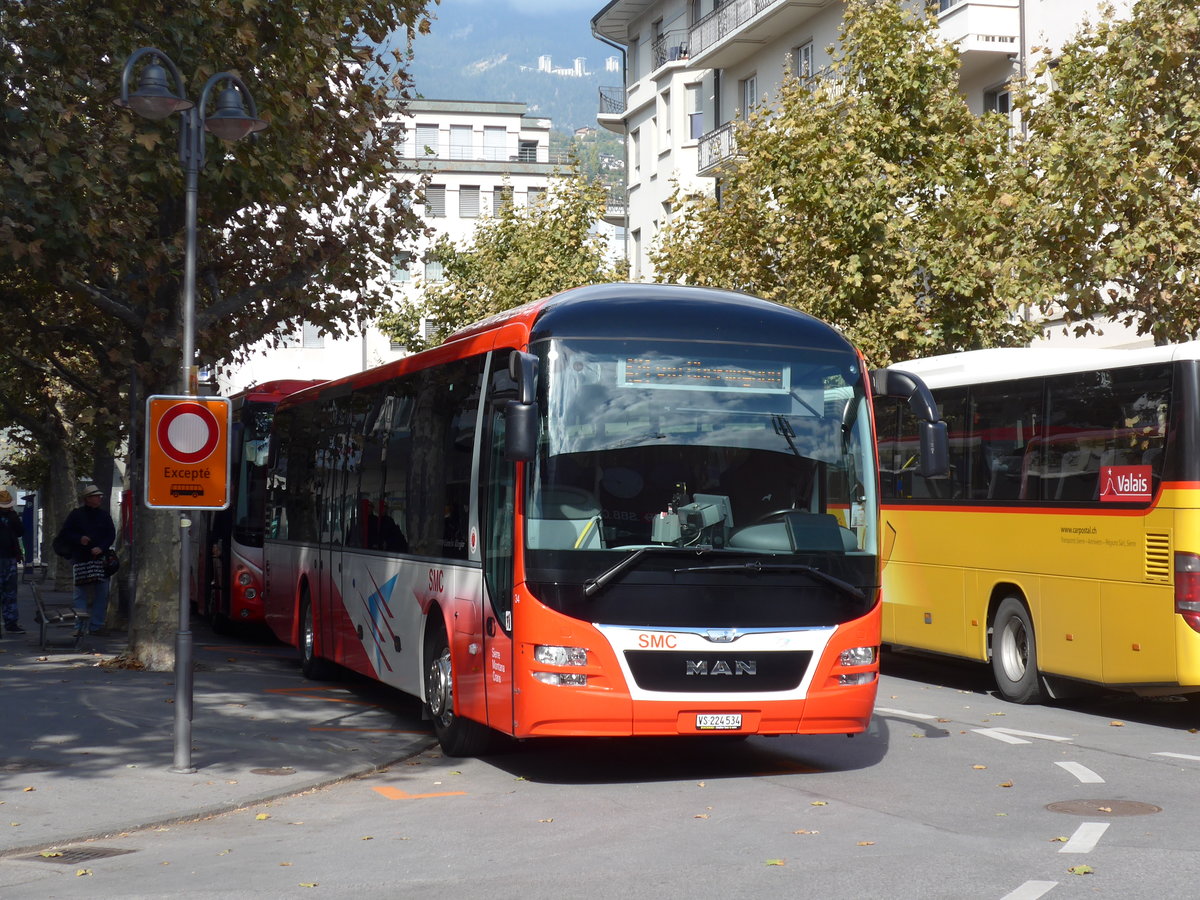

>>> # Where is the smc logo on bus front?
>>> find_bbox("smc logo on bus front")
[639,633,677,649]
[428,569,444,593]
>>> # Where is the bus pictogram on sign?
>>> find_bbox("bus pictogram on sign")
[145,396,231,509]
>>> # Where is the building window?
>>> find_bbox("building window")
[527,186,546,205]
[415,123,439,157]
[630,128,641,177]
[301,322,324,349]
[391,252,412,282]
[740,73,758,120]
[485,126,507,161]
[389,337,405,351]
[459,185,481,218]
[493,186,514,213]
[658,90,671,147]
[450,125,472,160]
[424,259,445,282]
[687,83,703,141]
[425,184,446,218]
[793,41,813,81]
[422,318,439,340]
[517,140,539,162]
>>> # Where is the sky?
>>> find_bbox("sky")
[451,0,603,15]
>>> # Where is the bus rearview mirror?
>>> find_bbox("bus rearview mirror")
[919,420,949,479]
[503,400,538,461]
[509,350,538,406]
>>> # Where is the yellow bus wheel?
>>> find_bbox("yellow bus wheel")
[990,596,1043,704]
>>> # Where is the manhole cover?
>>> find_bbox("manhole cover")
[250,767,296,776]
[26,846,136,864]
[1046,799,1162,817]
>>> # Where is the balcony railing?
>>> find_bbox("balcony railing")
[697,121,741,175]
[651,29,691,69]
[690,0,776,59]
[598,86,627,117]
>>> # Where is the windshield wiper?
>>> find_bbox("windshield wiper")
[672,561,866,602]
[584,546,712,598]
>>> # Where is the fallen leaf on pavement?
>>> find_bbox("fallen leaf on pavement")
[1067,865,1094,875]
[76,868,92,877]
[256,813,271,821]
[1109,721,1125,727]
[810,801,828,807]
[998,781,1014,788]
[765,859,785,866]
[972,765,987,770]
[857,841,876,847]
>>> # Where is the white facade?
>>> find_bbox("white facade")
[592,0,1143,345]
[217,100,560,394]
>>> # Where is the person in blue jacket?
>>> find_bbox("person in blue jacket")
[58,484,117,635]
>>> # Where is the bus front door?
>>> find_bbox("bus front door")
[481,402,516,733]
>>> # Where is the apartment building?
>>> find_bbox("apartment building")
[216,100,561,393]
[592,0,1140,345]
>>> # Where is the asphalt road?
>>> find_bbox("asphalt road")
[2,649,1197,899]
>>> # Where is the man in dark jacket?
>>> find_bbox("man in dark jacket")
[0,489,25,634]
[59,484,117,635]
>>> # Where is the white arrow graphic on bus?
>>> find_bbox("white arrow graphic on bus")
[972,727,1074,745]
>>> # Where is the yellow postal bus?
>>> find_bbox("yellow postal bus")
[873,343,1200,703]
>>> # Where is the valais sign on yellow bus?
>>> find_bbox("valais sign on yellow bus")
[144,396,231,509]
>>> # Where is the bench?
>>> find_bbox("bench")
[30,583,89,650]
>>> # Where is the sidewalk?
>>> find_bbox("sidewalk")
[0,579,434,857]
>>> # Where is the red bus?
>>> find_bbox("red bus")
[193,379,323,632]
[262,284,946,754]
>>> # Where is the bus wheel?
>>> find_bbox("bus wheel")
[299,591,336,681]
[424,615,494,757]
[991,596,1043,704]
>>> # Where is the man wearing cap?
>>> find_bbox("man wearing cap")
[58,484,117,635]
[0,489,24,635]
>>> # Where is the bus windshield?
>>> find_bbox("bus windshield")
[233,400,274,548]
[526,338,877,614]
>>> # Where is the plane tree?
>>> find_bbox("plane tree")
[651,0,1044,366]
[0,0,433,668]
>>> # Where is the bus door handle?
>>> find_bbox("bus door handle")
[486,617,496,637]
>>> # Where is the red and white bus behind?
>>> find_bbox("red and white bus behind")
[262,284,946,754]
[193,379,322,632]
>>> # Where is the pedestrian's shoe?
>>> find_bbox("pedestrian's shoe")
[5,624,26,634]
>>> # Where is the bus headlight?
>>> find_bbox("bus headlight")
[534,645,588,666]
[839,646,877,667]
[532,672,588,686]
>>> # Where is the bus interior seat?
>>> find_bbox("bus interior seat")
[527,486,604,550]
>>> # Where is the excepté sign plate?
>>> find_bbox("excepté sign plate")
[144,395,231,509]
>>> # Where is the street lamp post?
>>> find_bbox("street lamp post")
[115,48,266,774]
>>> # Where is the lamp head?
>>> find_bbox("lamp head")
[204,85,268,141]
[116,59,193,120]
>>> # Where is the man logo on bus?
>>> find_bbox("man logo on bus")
[1099,465,1152,502]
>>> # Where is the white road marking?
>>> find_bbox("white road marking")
[1055,761,1105,784]
[875,707,938,720]
[1000,880,1058,900]
[973,727,1073,745]
[1153,752,1200,762]
[1059,821,1110,854]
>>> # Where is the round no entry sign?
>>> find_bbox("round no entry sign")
[145,395,231,509]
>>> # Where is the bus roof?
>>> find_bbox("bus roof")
[234,379,326,404]
[890,341,1200,389]
[284,284,861,409]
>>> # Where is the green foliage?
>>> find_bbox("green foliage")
[651,0,1041,365]
[1014,0,1200,344]
[380,170,625,351]
[0,0,433,664]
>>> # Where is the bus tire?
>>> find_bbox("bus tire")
[991,596,1043,704]
[299,590,336,681]
[424,614,495,757]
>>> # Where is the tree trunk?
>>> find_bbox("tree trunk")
[128,504,182,672]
